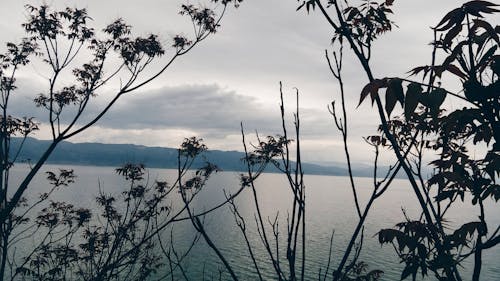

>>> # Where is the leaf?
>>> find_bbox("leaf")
[446,64,467,79]
[484,151,500,179]
[378,228,402,244]
[472,122,493,144]
[475,31,491,52]
[477,45,498,71]
[417,243,428,261]
[358,84,372,107]
[463,80,485,102]
[453,221,485,239]
[389,78,405,104]
[491,55,500,76]
[463,0,500,16]
[371,79,387,104]
[357,79,387,107]
[385,78,404,117]
[481,184,500,201]
[472,19,500,43]
[408,65,429,77]
[443,23,462,46]
[404,83,422,120]
[435,8,465,31]
[435,190,460,202]
[345,7,359,21]
[306,0,316,12]
[433,65,445,78]
[442,41,467,66]
[296,0,317,12]
[429,88,447,109]
[296,1,305,11]
[385,87,397,118]
[401,264,417,280]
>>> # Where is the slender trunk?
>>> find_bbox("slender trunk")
[332,195,375,281]
[0,224,8,279]
[472,239,482,281]
[0,138,62,224]
[194,217,239,281]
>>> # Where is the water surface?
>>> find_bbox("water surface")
[10,164,500,280]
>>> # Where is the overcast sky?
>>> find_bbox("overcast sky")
[0,0,470,165]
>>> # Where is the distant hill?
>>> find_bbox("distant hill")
[10,137,377,177]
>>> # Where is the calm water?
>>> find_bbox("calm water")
[9,164,500,280]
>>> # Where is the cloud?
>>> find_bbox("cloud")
[5,73,393,164]
[94,84,283,135]
[0,0,470,165]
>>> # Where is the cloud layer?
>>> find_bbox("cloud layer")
[0,0,471,165]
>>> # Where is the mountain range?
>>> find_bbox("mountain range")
[11,137,379,177]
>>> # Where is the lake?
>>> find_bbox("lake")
[9,164,500,280]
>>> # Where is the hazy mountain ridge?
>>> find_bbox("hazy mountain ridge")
[11,137,377,177]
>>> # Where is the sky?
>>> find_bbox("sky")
[0,0,471,165]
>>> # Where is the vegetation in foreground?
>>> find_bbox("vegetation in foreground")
[0,0,498,280]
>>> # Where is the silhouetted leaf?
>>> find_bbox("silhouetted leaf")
[435,8,464,31]
[404,83,422,120]
[442,41,467,68]
[443,23,462,46]
[385,90,397,118]
[446,64,467,79]
[463,0,500,17]
[463,80,484,102]
[453,221,485,239]
[345,7,360,21]
[472,19,500,43]
[428,254,456,273]
[477,45,498,71]
[435,190,463,202]
[296,1,305,11]
[491,55,500,76]
[485,151,500,179]
[385,78,404,117]
[417,243,428,263]
[401,264,416,280]
[408,65,429,77]
[296,0,316,12]
[359,84,372,107]
[423,88,447,109]
[481,184,500,201]
[116,163,145,181]
[179,137,207,157]
[473,123,493,144]
[358,79,387,107]
[378,228,403,244]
